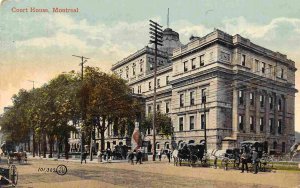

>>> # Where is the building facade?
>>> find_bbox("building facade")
[109,27,297,154]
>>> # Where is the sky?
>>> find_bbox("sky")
[0,0,300,131]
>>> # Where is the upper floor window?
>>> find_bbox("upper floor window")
[268,64,273,77]
[138,85,141,94]
[250,92,254,105]
[132,87,134,93]
[278,119,282,134]
[261,62,266,74]
[132,66,136,76]
[140,63,143,72]
[241,54,246,66]
[126,66,129,78]
[166,102,169,113]
[148,106,152,115]
[278,98,282,111]
[191,58,196,69]
[190,116,195,130]
[201,114,206,129]
[179,117,184,131]
[157,104,160,112]
[180,94,184,107]
[166,76,169,85]
[190,91,195,105]
[239,90,244,105]
[260,117,264,132]
[157,78,160,88]
[239,115,244,131]
[201,88,207,104]
[260,95,265,108]
[200,55,205,66]
[255,59,259,72]
[280,68,284,79]
[250,116,254,131]
[269,118,274,134]
[149,82,152,91]
[150,63,153,70]
[269,96,273,109]
[184,61,188,72]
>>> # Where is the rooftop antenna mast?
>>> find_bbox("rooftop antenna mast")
[167,8,169,28]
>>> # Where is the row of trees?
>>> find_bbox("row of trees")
[0,66,172,158]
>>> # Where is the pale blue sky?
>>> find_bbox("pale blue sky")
[0,0,300,131]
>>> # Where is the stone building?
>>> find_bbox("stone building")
[110,27,297,154]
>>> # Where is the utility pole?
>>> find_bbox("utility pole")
[27,80,35,156]
[149,20,163,161]
[202,89,207,154]
[72,55,89,162]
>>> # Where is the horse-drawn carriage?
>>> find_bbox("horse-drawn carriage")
[220,141,272,171]
[173,142,209,167]
[8,152,27,164]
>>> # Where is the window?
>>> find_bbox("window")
[179,117,183,131]
[280,68,284,79]
[166,102,169,113]
[239,115,244,131]
[157,78,160,88]
[190,116,195,130]
[126,66,129,78]
[157,104,160,112]
[140,63,143,72]
[250,92,254,105]
[239,90,244,105]
[255,59,259,72]
[268,65,273,77]
[260,95,265,108]
[132,66,136,76]
[148,106,152,115]
[184,61,188,72]
[269,118,274,134]
[180,94,184,107]
[200,55,205,66]
[201,88,207,104]
[241,54,246,66]
[190,91,195,105]
[149,82,152,91]
[166,76,169,85]
[132,87,134,93]
[201,114,206,129]
[191,58,196,69]
[278,98,282,111]
[260,117,264,132]
[250,116,254,131]
[261,62,266,74]
[269,96,273,109]
[278,119,282,134]
[150,63,153,70]
[138,85,141,94]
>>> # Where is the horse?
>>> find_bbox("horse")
[172,149,179,166]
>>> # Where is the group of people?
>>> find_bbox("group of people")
[240,147,259,174]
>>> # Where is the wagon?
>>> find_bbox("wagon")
[220,148,240,170]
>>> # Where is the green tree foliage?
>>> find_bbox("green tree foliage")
[140,112,173,138]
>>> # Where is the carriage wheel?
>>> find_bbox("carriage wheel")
[190,155,198,167]
[9,164,18,185]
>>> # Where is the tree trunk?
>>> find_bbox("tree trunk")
[32,130,36,157]
[38,136,41,157]
[100,116,106,151]
[64,137,69,159]
[43,130,47,158]
[28,136,31,152]
[49,137,53,158]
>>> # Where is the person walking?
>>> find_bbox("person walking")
[166,150,171,163]
[240,149,249,173]
[158,149,162,161]
[251,148,259,174]
[128,151,134,165]
[97,150,102,163]
[81,151,87,164]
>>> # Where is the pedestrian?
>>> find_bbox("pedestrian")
[158,149,162,161]
[240,149,249,173]
[136,149,143,164]
[251,148,259,174]
[166,150,171,163]
[128,151,134,165]
[81,151,87,164]
[106,147,111,161]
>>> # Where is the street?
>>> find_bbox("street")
[2,158,298,188]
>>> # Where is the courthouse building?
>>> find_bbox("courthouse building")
[109,26,297,154]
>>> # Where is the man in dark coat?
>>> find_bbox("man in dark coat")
[136,149,143,164]
[240,149,249,173]
[251,148,259,174]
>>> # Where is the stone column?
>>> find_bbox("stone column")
[255,90,260,134]
[245,90,250,133]
[265,93,271,136]
[232,88,239,139]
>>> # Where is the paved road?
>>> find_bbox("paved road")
[1,158,299,188]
